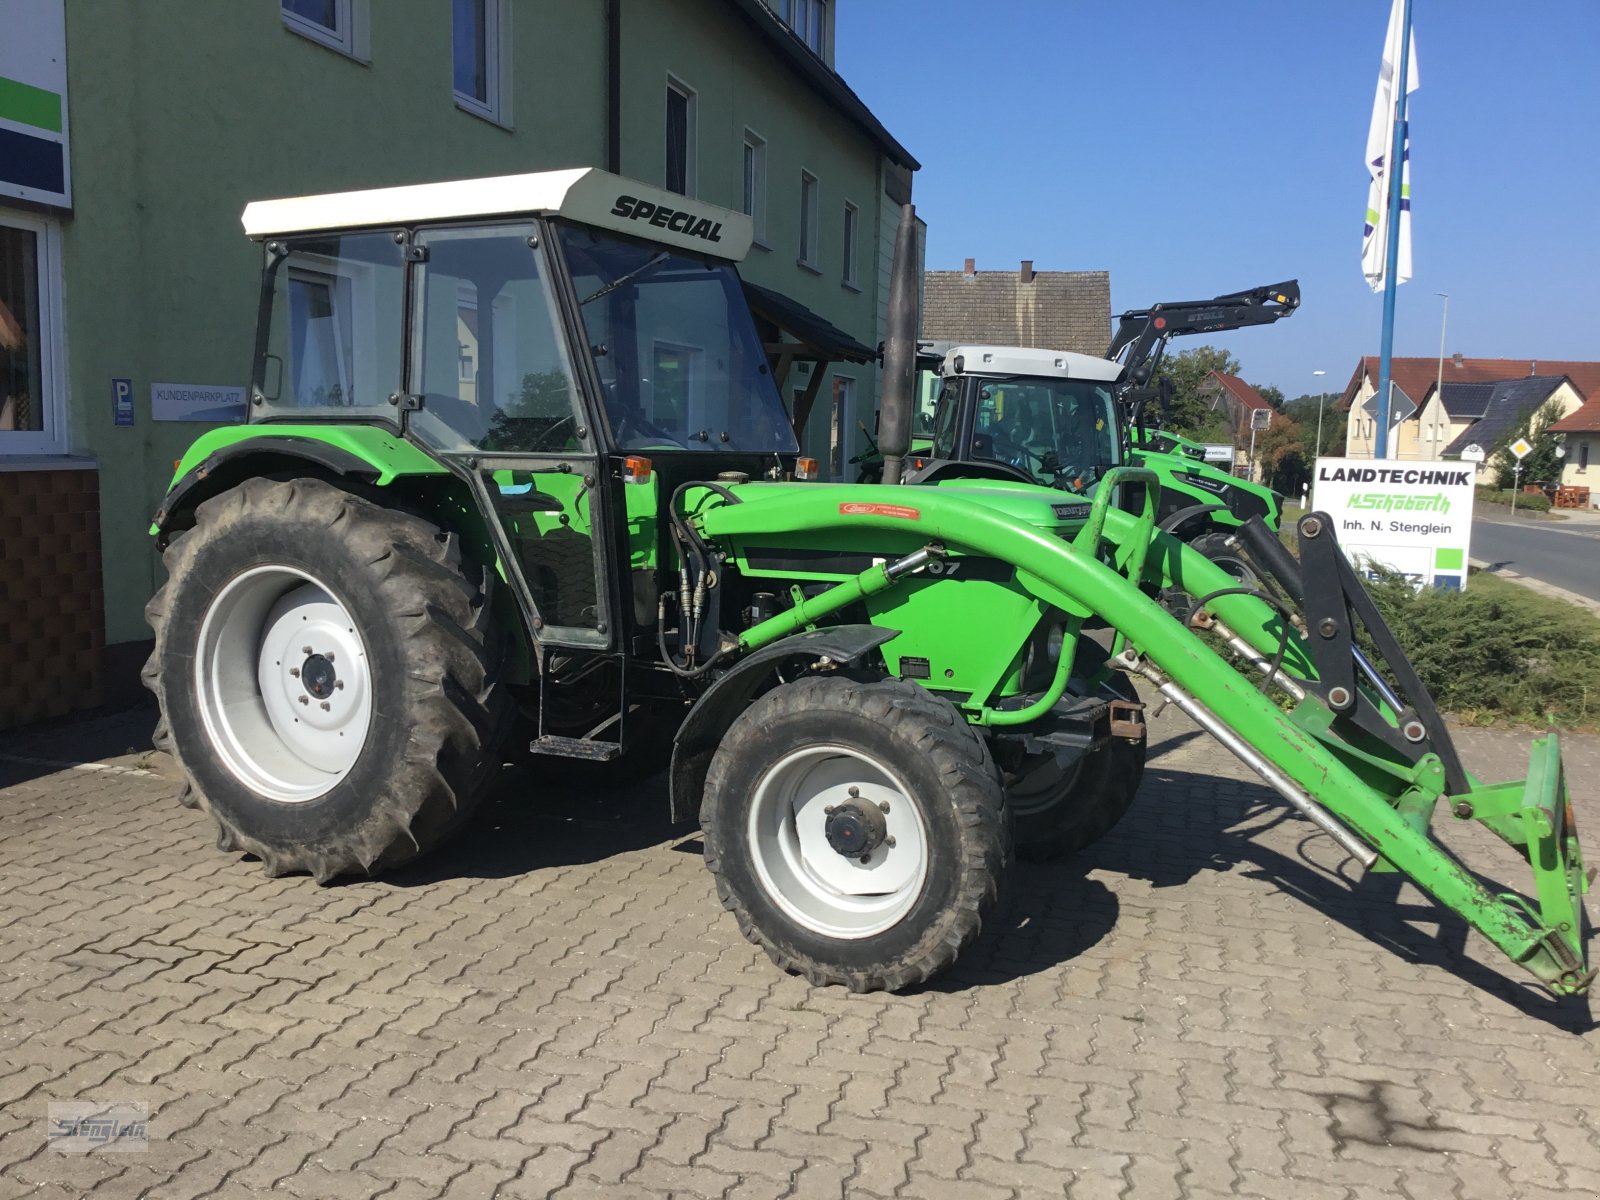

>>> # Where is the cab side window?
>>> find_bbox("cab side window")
[930,380,962,458]
[412,225,583,453]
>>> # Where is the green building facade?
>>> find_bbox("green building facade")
[0,0,916,728]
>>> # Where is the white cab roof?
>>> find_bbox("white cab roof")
[941,344,1122,383]
[241,167,753,260]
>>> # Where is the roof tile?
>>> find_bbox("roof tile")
[921,268,1111,357]
[1440,376,1567,456]
[1551,403,1600,433]
[1209,371,1273,411]
[1340,356,1600,413]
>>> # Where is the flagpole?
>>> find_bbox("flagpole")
[1374,0,1415,460]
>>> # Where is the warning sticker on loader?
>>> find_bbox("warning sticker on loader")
[839,502,921,521]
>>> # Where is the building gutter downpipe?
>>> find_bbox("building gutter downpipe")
[606,0,622,174]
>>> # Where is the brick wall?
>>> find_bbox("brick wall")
[0,469,105,728]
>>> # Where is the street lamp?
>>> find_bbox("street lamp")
[1434,293,1449,453]
[1312,369,1327,456]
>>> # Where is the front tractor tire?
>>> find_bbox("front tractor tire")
[144,477,507,882]
[1188,529,1262,586]
[701,675,1011,992]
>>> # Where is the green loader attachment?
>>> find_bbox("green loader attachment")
[676,472,1591,996]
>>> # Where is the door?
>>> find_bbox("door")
[404,223,613,649]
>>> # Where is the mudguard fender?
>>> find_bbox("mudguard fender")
[151,427,446,536]
[669,625,900,824]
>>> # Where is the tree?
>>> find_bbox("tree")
[1492,399,1566,491]
[1252,383,1286,410]
[1253,414,1310,496]
[1155,345,1241,436]
[1282,394,1347,457]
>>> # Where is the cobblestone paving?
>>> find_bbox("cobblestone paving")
[1,706,1597,1199]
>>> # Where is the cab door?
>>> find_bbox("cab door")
[403,223,615,652]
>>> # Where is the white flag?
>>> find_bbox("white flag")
[1362,0,1419,292]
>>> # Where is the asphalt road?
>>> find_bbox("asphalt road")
[1471,506,1600,601]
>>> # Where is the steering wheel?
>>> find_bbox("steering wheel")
[1017,445,1096,493]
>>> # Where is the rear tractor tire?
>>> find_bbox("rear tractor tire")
[701,675,1011,992]
[143,477,508,882]
[1001,672,1147,862]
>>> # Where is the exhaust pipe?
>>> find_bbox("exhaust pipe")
[879,203,918,486]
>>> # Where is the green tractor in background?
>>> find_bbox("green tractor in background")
[145,170,1592,998]
[897,283,1298,580]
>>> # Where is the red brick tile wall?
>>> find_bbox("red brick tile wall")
[0,470,105,728]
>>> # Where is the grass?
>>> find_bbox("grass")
[1362,569,1600,730]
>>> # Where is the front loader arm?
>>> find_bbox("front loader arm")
[1107,280,1301,378]
[692,480,1590,996]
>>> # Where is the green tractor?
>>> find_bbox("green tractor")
[145,170,1592,997]
[901,284,1299,577]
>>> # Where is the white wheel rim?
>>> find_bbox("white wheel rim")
[194,565,372,803]
[746,744,929,939]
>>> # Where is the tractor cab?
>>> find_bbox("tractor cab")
[239,169,795,652]
[905,345,1124,495]
[232,168,799,755]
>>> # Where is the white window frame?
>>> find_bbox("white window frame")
[281,0,370,62]
[275,248,385,412]
[665,75,698,198]
[453,0,511,127]
[829,374,855,479]
[810,0,829,57]
[0,210,68,456]
[742,130,768,248]
[785,0,827,57]
[650,339,705,433]
[798,169,819,272]
[841,200,859,288]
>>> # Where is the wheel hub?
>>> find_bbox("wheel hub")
[824,799,888,859]
[746,746,930,939]
[300,652,338,700]
[194,566,373,803]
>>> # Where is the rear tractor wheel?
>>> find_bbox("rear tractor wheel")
[1000,672,1147,861]
[701,675,1011,992]
[144,477,508,881]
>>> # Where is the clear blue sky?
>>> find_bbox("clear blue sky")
[836,2,1600,397]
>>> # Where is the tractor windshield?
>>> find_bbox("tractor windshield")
[970,376,1120,491]
[556,224,797,455]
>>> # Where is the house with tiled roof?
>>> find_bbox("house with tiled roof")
[1437,376,1574,481]
[921,259,1110,356]
[1196,371,1275,480]
[1551,400,1600,501]
[1341,355,1595,461]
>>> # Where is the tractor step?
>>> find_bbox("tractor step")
[529,735,623,762]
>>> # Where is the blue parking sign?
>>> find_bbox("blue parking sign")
[112,378,134,426]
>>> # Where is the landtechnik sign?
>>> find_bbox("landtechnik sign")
[1311,458,1475,589]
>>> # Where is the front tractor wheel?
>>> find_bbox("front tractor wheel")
[701,676,1010,992]
[144,477,507,881]
[1189,530,1261,586]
